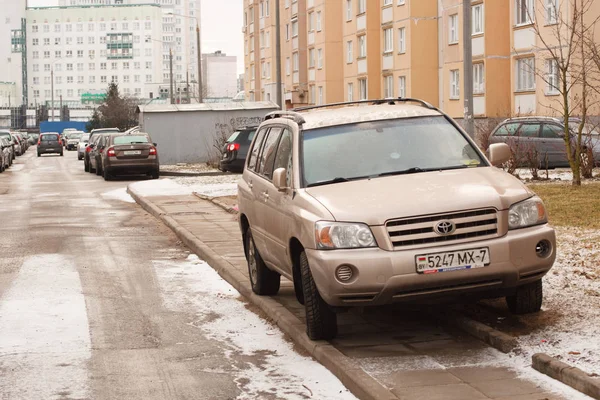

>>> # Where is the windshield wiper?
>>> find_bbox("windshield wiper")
[307,176,368,187]
[378,165,472,177]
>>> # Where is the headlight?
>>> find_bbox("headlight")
[315,221,377,249]
[508,197,548,229]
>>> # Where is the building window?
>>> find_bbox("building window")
[43,38,50,46]
[32,38,39,46]
[67,76,73,84]
[310,85,316,104]
[358,35,366,58]
[101,76,107,83]
[358,0,366,14]
[516,57,535,91]
[78,76,84,84]
[67,63,73,71]
[88,37,95,44]
[67,89,73,98]
[292,52,299,71]
[384,75,394,98]
[346,0,352,21]
[285,57,290,75]
[398,27,406,53]
[546,59,559,94]
[77,50,83,58]
[450,69,460,99]
[347,82,354,101]
[449,14,458,44]
[285,24,289,40]
[308,12,314,32]
[44,51,50,59]
[472,4,484,35]
[473,63,485,94]
[358,78,367,100]
[383,28,393,53]
[77,63,84,71]
[291,19,298,37]
[546,0,558,24]
[111,62,118,70]
[33,64,39,72]
[309,48,315,68]
[89,76,95,84]
[317,48,323,69]
[384,0,392,5]
[146,61,152,69]
[318,86,323,105]
[398,76,406,98]
[346,41,353,63]
[316,11,322,31]
[516,0,535,25]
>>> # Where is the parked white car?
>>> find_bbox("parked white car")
[77,133,90,160]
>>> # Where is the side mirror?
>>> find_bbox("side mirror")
[89,144,95,149]
[153,142,158,147]
[488,143,511,166]
[273,168,288,192]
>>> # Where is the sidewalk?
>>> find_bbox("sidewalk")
[127,187,580,400]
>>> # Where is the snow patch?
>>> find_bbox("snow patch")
[129,179,195,197]
[101,187,135,203]
[131,177,239,198]
[0,254,91,399]
[153,257,356,400]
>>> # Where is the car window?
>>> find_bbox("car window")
[113,135,150,145]
[247,127,269,171]
[541,124,563,139]
[227,131,240,142]
[273,129,293,186]
[516,124,540,138]
[42,134,59,141]
[258,127,283,179]
[494,122,521,136]
[246,131,256,143]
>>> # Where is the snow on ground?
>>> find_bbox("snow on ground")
[0,254,92,399]
[516,226,600,374]
[101,187,135,203]
[130,177,240,198]
[153,254,357,400]
[129,179,196,197]
[515,168,574,182]
[160,162,219,174]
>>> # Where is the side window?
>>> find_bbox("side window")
[246,130,256,144]
[494,123,521,136]
[273,129,293,186]
[258,127,283,179]
[247,127,269,171]
[541,124,563,139]
[517,123,541,138]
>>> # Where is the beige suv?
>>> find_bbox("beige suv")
[237,98,556,340]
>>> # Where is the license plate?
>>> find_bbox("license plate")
[416,247,490,274]
[46,148,54,151]
[124,150,141,155]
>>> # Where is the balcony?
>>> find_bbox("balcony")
[260,48,265,59]
[251,52,255,62]
[382,7,393,23]
[357,15,366,31]
[249,22,254,34]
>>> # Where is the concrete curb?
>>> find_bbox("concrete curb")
[192,192,238,214]
[127,186,399,400]
[436,311,519,354]
[160,171,234,177]
[533,353,600,400]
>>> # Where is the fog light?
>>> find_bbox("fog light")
[335,265,354,282]
[535,240,552,258]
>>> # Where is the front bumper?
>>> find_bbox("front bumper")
[305,224,556,307]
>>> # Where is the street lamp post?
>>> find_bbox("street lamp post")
[168,11,202,103]
[169,48,174,104]
[51,68,54,121]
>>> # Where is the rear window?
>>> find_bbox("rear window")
[227,132,240,142]
[113,135,150,145]
[42,134,59,141]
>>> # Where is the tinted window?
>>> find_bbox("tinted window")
[273,129,293,186]
[494,123,521,136]
[41,134,59,141]
[517,124,540,138]
[541,124,563,139]
[244,130,256,143]
[247,127,269,171]
[113,135,149,145]
[227,131,241,142]
[258,127,282,179]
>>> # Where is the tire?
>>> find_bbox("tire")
[84,160,90,172]
[103,169,111,181]
[300,251,338,340]
[60,151,63,156]
[506,280,543,315]
[245,228,281,295]
[78,154,83,160]
[151,170,160,179]
[90,162,96,173]
[37,153,41,157]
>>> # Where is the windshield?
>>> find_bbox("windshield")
[113,135,150,145]
[70,134,83,140]
[302,116,485,187]
[42,134,59,141]
[81,134,90,141]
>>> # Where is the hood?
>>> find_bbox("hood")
[305,167,533,226]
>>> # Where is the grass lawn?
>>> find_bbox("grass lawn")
[528,182,600,229]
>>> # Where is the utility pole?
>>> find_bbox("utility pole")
[197,7,203,103]
[275,0,282,109]
[186,70,190,104]
[463,0,474,138]
[169,48,174,104]
[51,68,54,121]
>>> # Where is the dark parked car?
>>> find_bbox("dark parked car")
[0,137,12,171]
[489,117,600,168]
[28,133,40,145]
[98,133,160,180]
[0,130,15,161]
[220,126,257,172]
[37,133,64,156]
[84,128,120,172]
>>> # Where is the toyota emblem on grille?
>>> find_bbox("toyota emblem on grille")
[434,220,456,235]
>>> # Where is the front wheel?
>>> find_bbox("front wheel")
[245,228,280,295]
[300,251,337,340]
[37,153,41,157]
[103,169,111,181]
[60,151,63,156]
[506,280,543,315]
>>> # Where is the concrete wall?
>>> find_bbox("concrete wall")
[138,106,278,164]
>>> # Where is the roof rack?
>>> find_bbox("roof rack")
[264,110,306,125]
[292,97,438,112]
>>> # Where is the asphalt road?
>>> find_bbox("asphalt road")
[0,147,354,400]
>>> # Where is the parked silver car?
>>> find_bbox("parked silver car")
[77,133,90,160]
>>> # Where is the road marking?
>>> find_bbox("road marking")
[0,254,91,399]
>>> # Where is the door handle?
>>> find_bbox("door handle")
[248,180,253,189]
[262,191,269,201]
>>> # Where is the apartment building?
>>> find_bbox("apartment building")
[26,4,164,105]
[202,51,238,98]
[0,0,26,105]
[0,82,17,107]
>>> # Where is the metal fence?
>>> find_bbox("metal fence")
[0,105,90,131]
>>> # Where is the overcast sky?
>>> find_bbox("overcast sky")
[26,0,244,73]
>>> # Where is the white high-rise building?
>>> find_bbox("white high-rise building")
[0,0,26,105]
[59,0,202,101]
[202,51,237,98]
[27,3,164,105]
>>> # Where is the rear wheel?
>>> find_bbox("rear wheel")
[84,159,90,172]
[245,228,281,295]
[37,153,41,157]
[300,251,337,340]
[151,170,160,179]
[103,169,112,181]
[506,280,543,315]
[60,151,63,156]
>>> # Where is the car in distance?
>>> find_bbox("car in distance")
[220,126,258,173]
[37,133,63,157]
[77,133,90,160]
[66,131,84,151]
[237,98,556,340]
[84,128,120,172]
[99,132,159,180]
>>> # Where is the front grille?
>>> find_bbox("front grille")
[387,208,498,249]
